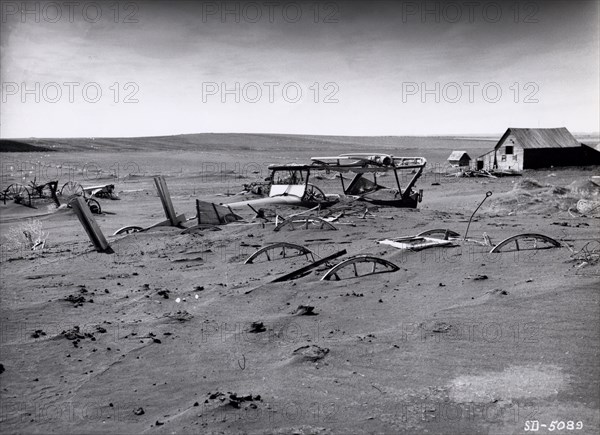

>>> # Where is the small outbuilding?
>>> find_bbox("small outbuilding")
[447,151,471,167]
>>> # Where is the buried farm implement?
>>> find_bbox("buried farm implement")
[2,179,102,214]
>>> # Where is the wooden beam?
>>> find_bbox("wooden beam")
[71,197,113,253]
[270,249,346,283]
[154,176,178,225]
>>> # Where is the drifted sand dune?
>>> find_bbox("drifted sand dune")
[0,136,598,434]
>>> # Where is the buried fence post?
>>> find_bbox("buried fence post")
[71,197,113,253]
[154,176,178,226]
[150,176,186,228]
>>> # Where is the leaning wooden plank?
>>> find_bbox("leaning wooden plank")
[271,249,346,283]
[71,197,113,253]
[154,176,178,225]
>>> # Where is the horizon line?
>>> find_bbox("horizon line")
[2,130,599,141]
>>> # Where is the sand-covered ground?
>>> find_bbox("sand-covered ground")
[1,135,599,434]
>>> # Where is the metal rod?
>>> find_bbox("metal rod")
[464,191,492,241]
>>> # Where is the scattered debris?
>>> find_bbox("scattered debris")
[133,408,145,416]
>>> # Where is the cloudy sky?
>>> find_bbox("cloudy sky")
[1,0,598,138]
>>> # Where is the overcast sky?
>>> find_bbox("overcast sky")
[1,0,598,138]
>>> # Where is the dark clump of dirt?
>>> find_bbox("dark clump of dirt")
[294,305,317,316]
[65,294,86,306]
[60,326,98,347]
[205,391,262,409]
[0,364,4,374]
[419,320,454,337]
[292,345,329,362]
[248,322,266,333]
[31,329,47,338]
[157,290,170,299]
[163,310,193,322]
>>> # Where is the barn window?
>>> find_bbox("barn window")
[501,155,506,162]
[505,145,514,154]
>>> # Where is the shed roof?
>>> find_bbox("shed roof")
[447,150,471,161]
[496,127,580,150]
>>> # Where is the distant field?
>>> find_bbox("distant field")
[1,133,498,155]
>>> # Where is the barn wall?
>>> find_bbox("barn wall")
[480,151,496,170]
[495,134,524,171]
[523,148,586,169]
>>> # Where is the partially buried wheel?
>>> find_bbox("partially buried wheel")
[86,198,101,214]
[113,226,143,235]
[6,184,32,206]
[61,181,84,199]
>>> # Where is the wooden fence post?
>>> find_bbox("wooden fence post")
[154,176,178,226]
[71,197,113,253]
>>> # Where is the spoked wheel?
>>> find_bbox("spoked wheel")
[67,196,102,214]
[61,181,84,199]
[6,184,32,206]
[303,183,327,202]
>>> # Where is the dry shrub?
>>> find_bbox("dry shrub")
[2,219,49,253]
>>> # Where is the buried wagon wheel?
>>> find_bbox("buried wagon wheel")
[416,229,460,239]
[244,242,316,264]
[86,198,102,214]
[113,226,143,235]
[303,183,327,202]
[67,196,101,214]
[321,255,400,281]
[274,216,337,232]
[6,184,32,206]
[60,181,84,200]
[489,233,561,253]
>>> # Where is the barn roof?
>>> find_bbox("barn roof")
[447,150,471,161]
[496,127,580,150]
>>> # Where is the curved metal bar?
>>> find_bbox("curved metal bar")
[113,226,144,235]
[274,217,337,232]
[244,242,315,264]
[321,255,400,281]
[490,233,561,253]
[416,229,460,239]
[464,191,492,240]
